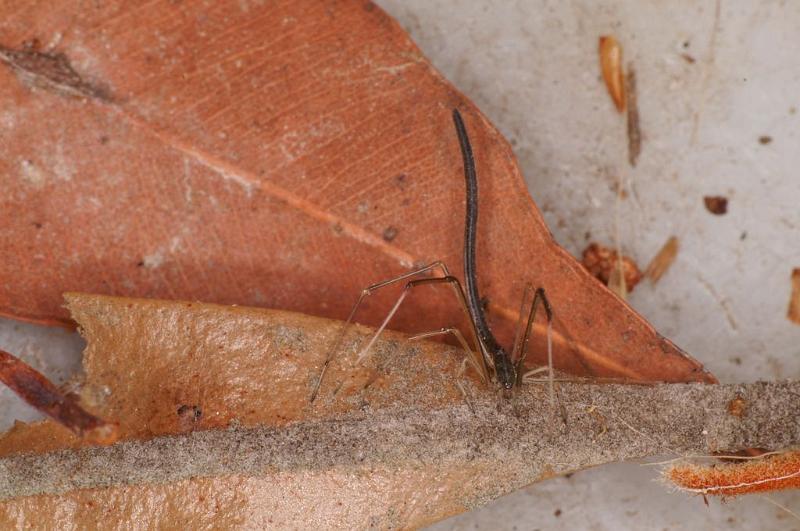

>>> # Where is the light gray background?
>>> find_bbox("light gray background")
[1,1,798,529]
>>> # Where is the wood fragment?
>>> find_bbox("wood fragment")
[626,64,641,166]
[645,236,679,283]
[0,349,117,445]
[788,268,800,324]
[599,36,626,113]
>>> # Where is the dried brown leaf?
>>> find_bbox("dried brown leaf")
[0,1,712,387]
[0,294,795,528]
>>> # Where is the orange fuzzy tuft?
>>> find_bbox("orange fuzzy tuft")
[666,449,800,496]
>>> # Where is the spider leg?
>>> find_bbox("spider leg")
[511,283,535,362]
[354,276,489,383]
[513,287,556,411]
[309,261,451,402]
[409,327,487,384]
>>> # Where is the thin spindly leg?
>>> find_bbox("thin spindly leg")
[513,287,555,409]
[309,261,452,402]
[409,327,487,384]
[514,287,553,380]
[511,284,535,362]
[354,275,490,383]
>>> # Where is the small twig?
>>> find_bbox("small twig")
[0,349,117,445]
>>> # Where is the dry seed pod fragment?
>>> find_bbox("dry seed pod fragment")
[599,36,626,113]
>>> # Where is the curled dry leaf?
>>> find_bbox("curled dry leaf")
[0,294,796,528]
[0,0,712,384]
[0,293,474,456]
[599,35,626,113]
[0,349,117,445]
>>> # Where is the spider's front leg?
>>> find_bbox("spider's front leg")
[310,262,487,401]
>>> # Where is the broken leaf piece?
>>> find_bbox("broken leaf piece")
[0,349,117,445]
[0,292,475,457]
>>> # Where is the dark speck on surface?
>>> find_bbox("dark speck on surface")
[382,226,398,242]
[703,196,728,215]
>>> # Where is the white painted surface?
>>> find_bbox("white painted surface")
[0,1,797,528]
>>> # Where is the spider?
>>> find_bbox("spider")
[310,109,553,401]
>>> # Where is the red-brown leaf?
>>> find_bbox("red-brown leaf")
[0,0,713,384]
